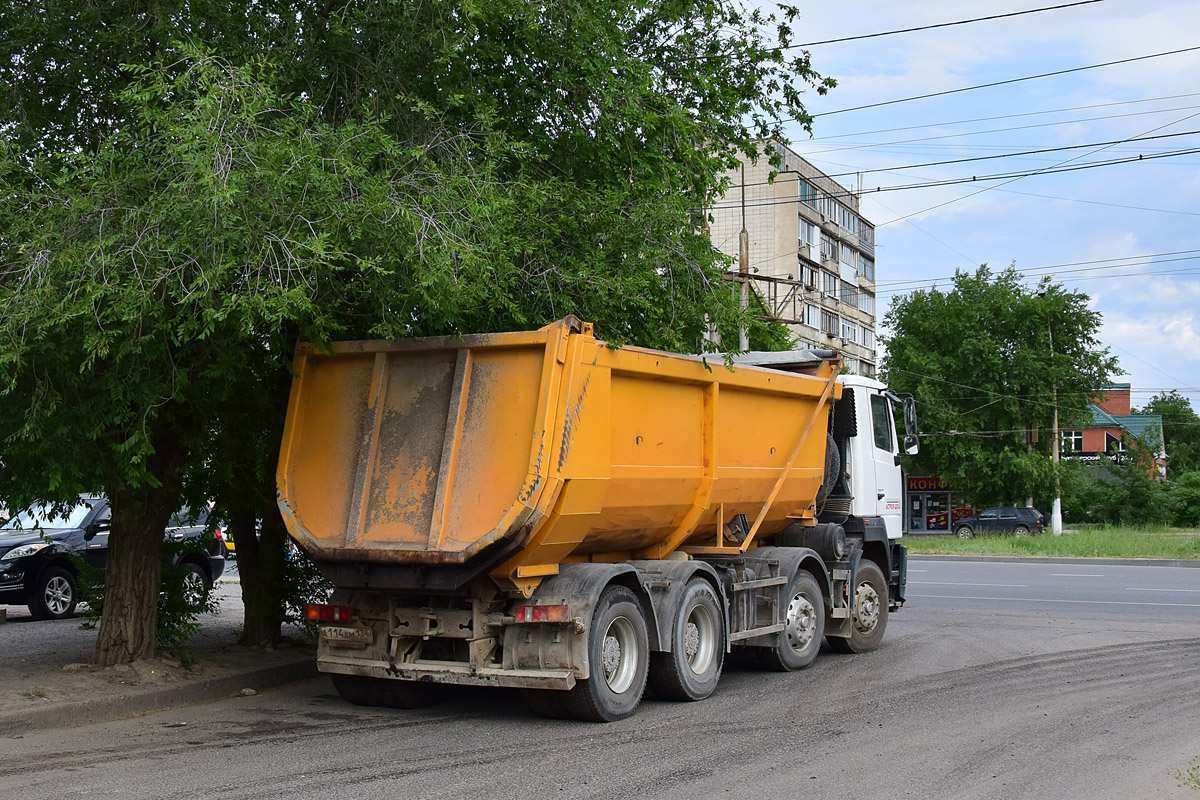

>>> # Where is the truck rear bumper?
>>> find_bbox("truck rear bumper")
[317,655,577,691]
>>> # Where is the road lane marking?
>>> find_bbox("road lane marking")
[909,581,1028,587]
[909,593,1200,608]
[908,569,928,573]
[1050,573,1104,577]
[1126,587,1200,593]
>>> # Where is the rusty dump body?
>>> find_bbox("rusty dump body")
[277,317,840,598]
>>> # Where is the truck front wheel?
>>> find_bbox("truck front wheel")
[758,570,824,671]
[565,585,649,722]
[649,578,725,701]
[826,561,888,654]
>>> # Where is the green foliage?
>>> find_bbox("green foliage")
[75,534,219,651]
[281,547,334,640]
[1172,755,1200,791]
[883,266,1117,505]
[1136,391,1200,474]
[0,2,836,654]
[904,526,1200,560]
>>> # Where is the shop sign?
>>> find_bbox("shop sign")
[906,475,952,491]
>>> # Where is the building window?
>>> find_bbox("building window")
[821,309,839,335]
[799,218,816,247]
[1062,430,1083,453]
[800,180,818,209]
[801,264,817,288]
[803,302,819,328]
[861,257,875,282]
[822,271,839,297]
[841,319,858,342]
[821,235,838,265]
[862,327,875,348]
[840,280,858,308]
[860,290,876,317]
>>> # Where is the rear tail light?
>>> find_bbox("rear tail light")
[513,604,571,623]
[304,603,355,623]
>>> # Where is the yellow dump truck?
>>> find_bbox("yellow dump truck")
[279,317,918,721]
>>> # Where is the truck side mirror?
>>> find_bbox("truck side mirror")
[903,433,920,456]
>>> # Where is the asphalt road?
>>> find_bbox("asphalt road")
[2,557,1199,800]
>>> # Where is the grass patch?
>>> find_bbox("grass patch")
[903,525,1200,560]
[21,687,48,700]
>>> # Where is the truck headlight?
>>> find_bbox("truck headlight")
[1,543,49,561]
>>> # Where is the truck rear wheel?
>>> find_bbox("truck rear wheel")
[330,674,445,709]
[648,578,724,701]
[564,585,649,722]
[826,561,888,654]
[758,570,824,671]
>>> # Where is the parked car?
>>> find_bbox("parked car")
[954,506,1045,538]
[0,496,225,619]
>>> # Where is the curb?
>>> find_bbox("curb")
[0,657,318,736]
[909,553,1200,568]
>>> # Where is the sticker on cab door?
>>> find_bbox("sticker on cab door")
[885,500,901,511]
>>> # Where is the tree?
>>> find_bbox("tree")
[882,266,1117,506]
[0,2,831,663]
[1135,391,1200,475]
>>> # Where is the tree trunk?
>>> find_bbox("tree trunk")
[236,352,296,647]
[238,501,288,646]
[94,426,186,666]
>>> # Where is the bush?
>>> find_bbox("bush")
[76,533,220,653]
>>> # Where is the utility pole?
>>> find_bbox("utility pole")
[738,163,749,351]
[1049,321,1063,535]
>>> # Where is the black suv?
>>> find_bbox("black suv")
[954,506,1045,538]
[0,496,225,619]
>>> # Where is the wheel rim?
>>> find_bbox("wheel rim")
[957,527,972,539]
[600,615,640,694]
[1014,526,1029,537]
[45,576,72,615]
[783,590,818,653]
[853,580,881,635]
[182,571,206,606]
[683,603,717,675]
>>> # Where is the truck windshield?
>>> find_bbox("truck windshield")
[2,500,97,530]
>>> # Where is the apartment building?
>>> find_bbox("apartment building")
[709,142,878,375]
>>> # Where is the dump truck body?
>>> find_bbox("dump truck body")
[279,319,916,721]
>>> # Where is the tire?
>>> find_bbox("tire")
[564,585,649,722]
[956,525,974,539]
[648,579,725,701]
[757,570,824,671]
[1013,525,1030,537]
[28,566,78,620]
[826,561,888,654]
[180,562,211,609]
[330,673,445,709]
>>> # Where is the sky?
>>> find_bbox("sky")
[779,0,1200,411]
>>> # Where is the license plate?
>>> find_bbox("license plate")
[320,625,374,646]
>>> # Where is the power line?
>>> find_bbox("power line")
[808,46,1200,118]
[801,104,1200,155]
[709,144,1200,210]
[808,92,1200,140]
[874,108,1200,226]
[790,1,1106,48]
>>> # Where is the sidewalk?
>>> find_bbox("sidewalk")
[0,582,319,736]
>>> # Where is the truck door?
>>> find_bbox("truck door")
[868,392,903,538]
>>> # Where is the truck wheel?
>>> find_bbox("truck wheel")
[758,570,824,671]
[648,578,725,701]
[28,566,78,620]
[564,585,649,722]
[826,561,888,654]
[330,674,445,709]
